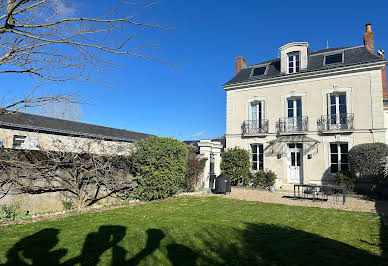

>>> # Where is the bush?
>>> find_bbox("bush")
[252,170,277,188]
[184,152,207,192]
[0,202,30,221]
[349,143,388,182]
[221,147,251,186]
[132,136,188,201]
[62,200,75,211]
[334,171,355,192]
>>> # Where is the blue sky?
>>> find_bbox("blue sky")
[6,0,388,140]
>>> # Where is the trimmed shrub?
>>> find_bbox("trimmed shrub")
[334,171,355,192]
[132,136,188,201]
[220,147,251,186]
[252,170,277,188]
[184,152,207,192]
[348,143,388,182]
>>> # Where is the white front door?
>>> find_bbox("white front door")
[288,143,303,183]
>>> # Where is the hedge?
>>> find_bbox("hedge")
[132,136,188,201]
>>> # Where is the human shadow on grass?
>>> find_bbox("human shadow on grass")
[3,223,385,265]
[2,227,169,266]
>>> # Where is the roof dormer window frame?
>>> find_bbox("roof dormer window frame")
[250,65,268,77]
[287,52,301,74]
[323,52,344,66]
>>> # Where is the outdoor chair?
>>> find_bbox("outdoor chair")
[320,187,339,203]
[302,187,315,200]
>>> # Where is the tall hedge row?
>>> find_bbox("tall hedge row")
[132,136,188,201]
[220,147,251,186]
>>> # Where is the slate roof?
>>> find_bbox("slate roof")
[0,112,150,142]
[224,46,386,86]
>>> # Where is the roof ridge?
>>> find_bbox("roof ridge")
[12,111,142,134]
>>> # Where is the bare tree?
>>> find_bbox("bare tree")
[0,0,172,112]
[31,102,83,121]
[0,137,135,208]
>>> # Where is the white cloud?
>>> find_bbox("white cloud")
[52,0,77,16]
[191,130,207,138]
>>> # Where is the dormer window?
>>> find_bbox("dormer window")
[252,66,267,76]
[324,53,343,65]
[288,52,300,73]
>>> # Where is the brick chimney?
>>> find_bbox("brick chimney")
[236,56,247,74]
[378,50,388,98]
[364,23,375,55]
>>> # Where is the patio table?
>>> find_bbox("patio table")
[293,184,346,204]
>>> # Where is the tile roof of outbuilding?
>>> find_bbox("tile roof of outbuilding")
[0,111,150,142]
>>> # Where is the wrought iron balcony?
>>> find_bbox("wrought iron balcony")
[317,113,354,132]
[242,120,269,135]
[276,117,308,133]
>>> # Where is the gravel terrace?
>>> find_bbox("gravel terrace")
[210,187,381,213]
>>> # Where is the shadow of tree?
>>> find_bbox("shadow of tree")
[1,223,386,265]
[375,200,388,260]
[196,223,386,265]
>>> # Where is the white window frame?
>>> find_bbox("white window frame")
[251,143,264,171]
[329,142,349,173]
[287,97,302,118]
[328,93,347,115]
[288,52,300,74]
[250,101,264,121]
[13,135,26,149]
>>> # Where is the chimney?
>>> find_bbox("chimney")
[378,50,387,98]
[363,23,375,54]
[235,56,247,74]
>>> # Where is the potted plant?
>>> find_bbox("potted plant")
[265,170,277,192]
[252,169,277,192]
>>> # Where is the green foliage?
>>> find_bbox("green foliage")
[186,145,198,154]
[349,143,388,182]
[334,171,355,192]
[252,170,277,188]
[184,152,207,192]
[220,147,251,186]
[0,203,30,221]
[62,200,75,211]
[132,136,188,201]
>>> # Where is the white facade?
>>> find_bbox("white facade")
[224,42,387,188]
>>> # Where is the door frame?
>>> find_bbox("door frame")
[287,143,304,184]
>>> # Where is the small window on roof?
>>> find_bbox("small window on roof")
[252,67,266,76]
[325,53,343,65]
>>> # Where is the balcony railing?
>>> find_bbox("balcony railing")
[317,113,354,132]
[276,117,308,133]
[242,120,269,135]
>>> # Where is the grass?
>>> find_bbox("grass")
[0,196,387,265]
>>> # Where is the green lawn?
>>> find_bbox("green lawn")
[0,196,387,265]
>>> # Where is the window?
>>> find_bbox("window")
[330,143,348,173]
[288,52,300,73]
[329,93,347,125]
[251,144,264,170]
[251,101,264,123]
[324,53,343,65]
[252,67,266,76]
[287,98,302,118]
[13,135,26,149]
